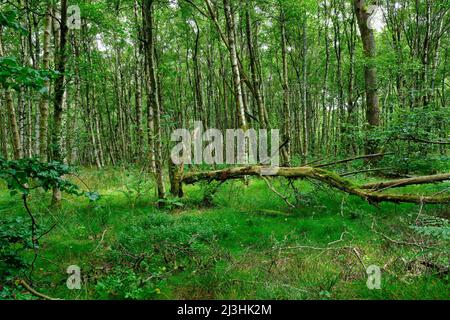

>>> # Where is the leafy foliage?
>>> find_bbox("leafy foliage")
[0,158,100,299]
[94,213,232,299]
[411,215,450,241]
[119,169,153,207]
[0,56,57,91]
[0,9,26,32]
[156,197,184,210]
[0,157,81,197]
[0,216,32,282]
[0,9,56,91]
[375,106,450,174]
[0,216,34,300]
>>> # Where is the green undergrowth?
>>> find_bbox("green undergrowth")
[0,167,448,300]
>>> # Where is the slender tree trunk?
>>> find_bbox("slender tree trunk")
[143,0,166,201]
[38,7,52,162]
[0,27,22,159]
[0,101,7,159]
[245,5,268,128]
[280,9,291,165]
[26,90,32,157]
[223,0,247,129]
[321,3,330,153]
[345,11,357,154]
[95,109,105,167]
[192,18,206,127]
[4,91,22,159]
[134,1,144,163]
[301,21,309,159]
[332,4,344,155]
[354,0,381,156]
[52,0,69,206]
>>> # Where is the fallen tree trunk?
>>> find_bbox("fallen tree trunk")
[180,166,450,205]
[361,173,450,191]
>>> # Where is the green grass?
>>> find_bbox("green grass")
[0,167,449,300]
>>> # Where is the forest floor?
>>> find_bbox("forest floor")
[1,167,449,300]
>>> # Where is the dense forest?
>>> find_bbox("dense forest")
[0,0,449,301]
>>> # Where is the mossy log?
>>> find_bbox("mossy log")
[179,166,450,205]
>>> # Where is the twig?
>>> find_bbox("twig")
[351,247,367,271]
[372,228,433,249]
[36,223,57,241]
[415,197,425,224]
[273,244,352,252]
[361,173,450,191]
[94,229,108,252]
[69,173,92,192]
[301,158,324,167]
[19,279,61,301]
[327,231,352,246]
[182,0,209,18]
[261,176,295,208]
[431,187,450,197]
[341,167,392,177]
[315,153,393,168]
[340,195,348,217]
[22,194,38,280]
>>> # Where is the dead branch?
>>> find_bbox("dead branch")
[371,229,434,250]
[314,153,392,168]
[93,228,108,252]
[341,167,392,177]
[19,280,61,301]
[261,176,295,208]
[327,231,353,246]
[351,247,367,271]
[361,173,450,191]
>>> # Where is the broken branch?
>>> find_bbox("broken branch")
[361,173,450,191]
